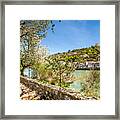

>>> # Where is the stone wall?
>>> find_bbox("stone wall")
[20,76,96,100]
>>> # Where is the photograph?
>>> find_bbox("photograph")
[2,1,118,118]
[20,20,100,100]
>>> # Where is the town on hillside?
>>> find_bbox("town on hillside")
[75,61,100,70]
[49,43,100,70]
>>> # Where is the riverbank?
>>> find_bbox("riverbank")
[20,76,99,100]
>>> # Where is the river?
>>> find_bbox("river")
[69,70,100,92]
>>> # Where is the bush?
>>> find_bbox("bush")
[80,70,100,99]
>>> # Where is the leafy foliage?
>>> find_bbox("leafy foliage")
[20,20,52,75]
[20,20,50,42]
[44,55,76,87]
[80,70,100,98]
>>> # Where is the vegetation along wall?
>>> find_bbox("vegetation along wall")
[20,76,98,100]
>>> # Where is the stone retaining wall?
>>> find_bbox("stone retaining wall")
[20,76,96,100]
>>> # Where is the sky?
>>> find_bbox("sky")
[40,20,100,55]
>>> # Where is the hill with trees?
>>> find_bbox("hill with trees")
[49,43,100,64]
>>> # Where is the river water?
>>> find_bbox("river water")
[69,70,100,92]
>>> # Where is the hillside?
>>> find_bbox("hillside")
[49,43,100,63]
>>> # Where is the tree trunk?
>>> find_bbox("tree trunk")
[20,66,25,76]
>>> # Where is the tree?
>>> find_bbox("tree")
[20,20,50,42]
[32,45,49,79]
[45,55,76,87]
[80,70,100,99]
[20,20,52,76]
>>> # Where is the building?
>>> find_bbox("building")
[75,61,100,70]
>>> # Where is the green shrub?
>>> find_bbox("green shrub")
[80,70,100,99]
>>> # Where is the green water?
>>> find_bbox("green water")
[69,70,99,91]
[69,80,82,91]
